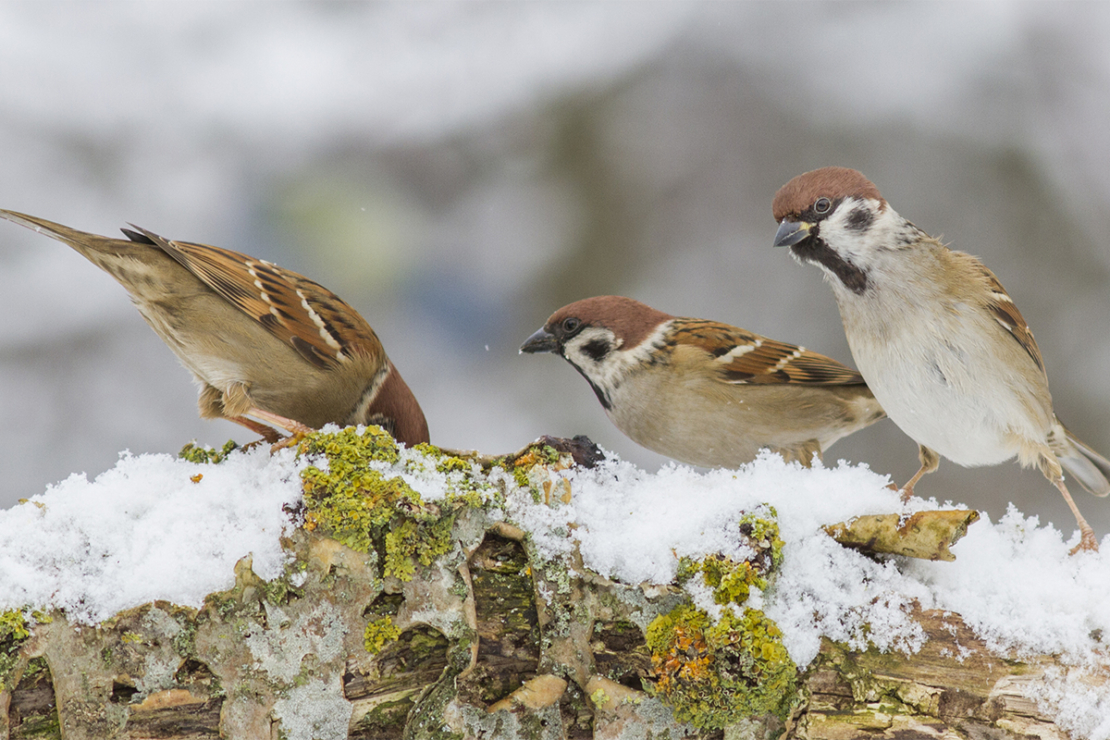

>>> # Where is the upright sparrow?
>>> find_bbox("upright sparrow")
[773,167,1110,552]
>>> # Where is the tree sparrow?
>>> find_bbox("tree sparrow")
[520,295,885,468]
[1,210,429,446]
[772,166,1110,552]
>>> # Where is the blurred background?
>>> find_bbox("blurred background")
[2,1,1109,537]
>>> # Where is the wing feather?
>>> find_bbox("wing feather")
[670,318,865,385]
[969,261,1045,375]
[125,225,383,369]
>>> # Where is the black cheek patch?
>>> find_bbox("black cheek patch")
[790,238,869,295]
[582,339,611,362]
[846,207,873,231]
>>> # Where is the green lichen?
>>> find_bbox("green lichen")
[502,444,563,494]
[1,609,51,691]
[676,510,783,609]
[1,609,31,689]
[677,554,764,607]
[739,507,785,572]
[364,616,402,655]
[258,567,305,606]
[645,603,796,729]
[412,443,471,474]
[1,609,31,642]
[590,687,611,709]
[300,424,400,466]
[171,619,199,660]
[383,518,454,581]
[298,427,490,582]
[178,439,239,464]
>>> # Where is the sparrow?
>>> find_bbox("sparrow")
[520,295,885,468]
[0,210,429,446]
[772,166,1110,552]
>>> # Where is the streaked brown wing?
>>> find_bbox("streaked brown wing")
[974,263,1045,375]
[125,225,382,369]
[672,318,865,385]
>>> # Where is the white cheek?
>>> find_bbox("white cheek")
[563,328,625,386]
[563,323,671,395]
[823,205,890,264]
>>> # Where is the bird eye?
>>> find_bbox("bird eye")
[561,317,581,334]
[814,197,832,214]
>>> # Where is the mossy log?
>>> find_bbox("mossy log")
[0,432,1101,739]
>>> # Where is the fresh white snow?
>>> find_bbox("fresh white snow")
[0,446,305,624]
[2,440,1109,733]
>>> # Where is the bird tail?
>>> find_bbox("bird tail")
[0,209,157,277]
[1056,422,1110,497]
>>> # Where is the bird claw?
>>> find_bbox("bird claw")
[270,431,307,454]
[1070,529,1100,555]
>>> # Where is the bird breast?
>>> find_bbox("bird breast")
[839,291,1052,468]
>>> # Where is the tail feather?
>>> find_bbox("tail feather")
[1059,424,1110,497]
[0,209,139,257]
[0,209,165,281]
[1,209,99,246]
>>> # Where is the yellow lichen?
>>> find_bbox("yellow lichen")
[0,610,30,643]
[739,507,785,571]
[297,427,486,582]
[364,616,402,655]
[648,507,795,728]
[677,509,784,608]
[178,439,239,464]
[1,609,51,690]
[645,604,796,728]
[383,518,454,581]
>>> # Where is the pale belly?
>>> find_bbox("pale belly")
[851,338,1027,468]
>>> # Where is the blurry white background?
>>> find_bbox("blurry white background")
[2,1,1109,536]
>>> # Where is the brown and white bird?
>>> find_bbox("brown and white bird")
[520,295,885,468]
[772,166,1110,552]
[0,210,429,446]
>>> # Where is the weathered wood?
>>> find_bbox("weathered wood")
[1,434,1101,739]
[3,534,1093,739]
[824,510,980,561]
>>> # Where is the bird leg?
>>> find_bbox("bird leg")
[1039,450,1099,554]
[226,416,283,444]
[900,445,940,503]
[245,407,315,451]
[1052,477,1099,554]
[209,383,314,449]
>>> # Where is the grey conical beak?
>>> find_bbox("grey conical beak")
[773,220,812,247]
[520,327,558,354]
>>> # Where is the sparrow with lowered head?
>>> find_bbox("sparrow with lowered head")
[0,210,429,446]
[773,166,1110,552]
[521,296,885,468]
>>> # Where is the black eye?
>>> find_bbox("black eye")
[561,317,581,334]
[814,197,832,215]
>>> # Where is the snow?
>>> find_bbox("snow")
[0,446,304,624]
[2,441,1110,730]
[510,450,1110,675]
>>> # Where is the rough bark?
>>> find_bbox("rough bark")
[0,436,1101,739]
[2,525,1098,739]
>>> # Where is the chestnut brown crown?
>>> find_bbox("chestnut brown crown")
[772,166,885,222]
[542,296,674,348]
